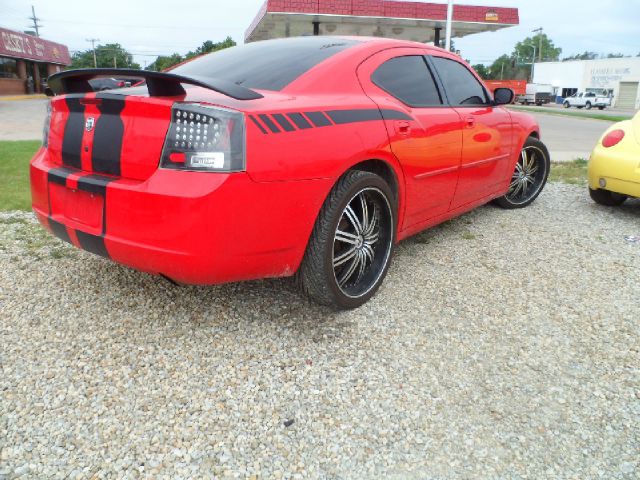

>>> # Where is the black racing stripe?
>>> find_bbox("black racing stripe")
[304,111,332,127]
[49,218,71,244]
[272,113,295,132]
[258,114,281,133]
[380,109,413,121]
[92,94,126,176]
[287,112,312,130]
[77,174,114,196]
[61,97,85,169]
[325,109,382,124]
[76,230,110,258]
[249,115,268,134]
[47,166,75,186]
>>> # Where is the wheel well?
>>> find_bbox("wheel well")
[349,159,398,201]
[528,131,539,139]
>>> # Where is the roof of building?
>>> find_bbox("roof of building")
[246,0,519,43]
[0,26,71,65]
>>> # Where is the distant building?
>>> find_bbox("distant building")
[0,26,71,95]
[533,57,640,109]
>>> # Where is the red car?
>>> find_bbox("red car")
[32,36,549,309]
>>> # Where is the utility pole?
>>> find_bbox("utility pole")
[86,38,100,68]
[28,5,42,37]
[445,0,454,52]
[532,27,543,61]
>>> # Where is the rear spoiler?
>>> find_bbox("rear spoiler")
[46,68,264,101]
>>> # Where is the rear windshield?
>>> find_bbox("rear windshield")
[171,37,360,91]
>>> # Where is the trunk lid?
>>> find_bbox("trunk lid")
[49,92,174,181]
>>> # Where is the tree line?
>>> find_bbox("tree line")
[69,34,639,79]
[472,32,640,80]
[69,37,236,71]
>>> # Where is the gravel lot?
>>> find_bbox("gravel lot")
[1,183,639,479]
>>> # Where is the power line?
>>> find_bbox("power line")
[86,38,100,68]
[27,5,42,37]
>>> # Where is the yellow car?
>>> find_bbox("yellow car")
[588,110,640,205]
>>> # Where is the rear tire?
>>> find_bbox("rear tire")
[589,188,627,206]
[297,170,396,309]
[597,106,605,110]
[585,102,592,110]
[493,137,550,209]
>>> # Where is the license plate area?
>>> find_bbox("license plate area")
[49,182,104,235]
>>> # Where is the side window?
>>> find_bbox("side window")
[431,56,489,106]
[371,55,442,107]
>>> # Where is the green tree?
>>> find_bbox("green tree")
[486,54,529,80]
[606,52,625,58]
[563,51,598,61]
[472,64,490,79]
[146,53,184,72]
[514,33,561,63]
[147,37,237,71]
[70,43,140,69]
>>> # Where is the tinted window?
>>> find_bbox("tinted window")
[431,57,488,106]
[171,37,360,91]
[372,56,442,107]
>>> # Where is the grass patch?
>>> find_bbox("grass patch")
[461,231,476,240]
[0,140,40,211]
[549,158,588,185]
[507,105,631,123]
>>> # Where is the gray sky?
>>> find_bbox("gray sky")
[2,0,639,67]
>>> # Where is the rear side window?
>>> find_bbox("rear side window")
[171,37,360,91]
[431,57,488,106]
[372,56,442,107]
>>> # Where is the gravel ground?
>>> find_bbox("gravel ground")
[1,182,639,479]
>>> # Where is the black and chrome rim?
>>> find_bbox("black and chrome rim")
[332,187,393,299]
[506,145,547,205]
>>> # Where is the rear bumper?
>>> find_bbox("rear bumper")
[31,148,332,284]
[588,144,640,198]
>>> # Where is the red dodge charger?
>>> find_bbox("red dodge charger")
[31,36,550,308]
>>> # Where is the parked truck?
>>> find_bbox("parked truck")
[484,80,526,101]
[516,83,554,106]
[563,91,611,110]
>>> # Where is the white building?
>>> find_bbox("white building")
[533,57,640,109]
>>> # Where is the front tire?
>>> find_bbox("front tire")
[563,101,570,108]
[589,188,627,206]
[297,170,396,309]
[493,137,550,209]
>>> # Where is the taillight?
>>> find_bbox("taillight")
[160,103,245,172]
[602,129,625,148]
[42,101,52,147]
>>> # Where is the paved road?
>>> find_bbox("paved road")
[0,97,629,162]
[0,98,48,141]
[525,112,617,162]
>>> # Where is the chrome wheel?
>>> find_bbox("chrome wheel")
[332,187,393,298]
[505,145,548,205]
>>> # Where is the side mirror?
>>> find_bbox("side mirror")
[493,87,514,105]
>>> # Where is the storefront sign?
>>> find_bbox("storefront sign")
[0,27,70,65]
[485,10,499,21]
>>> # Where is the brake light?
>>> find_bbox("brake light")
[160,103,245,172]
[602,129,625,148]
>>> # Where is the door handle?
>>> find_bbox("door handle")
[396,120,410,135]
[465,117,476,128]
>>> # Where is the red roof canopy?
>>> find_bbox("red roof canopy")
[246,0,519,43]
[0,27,71,65]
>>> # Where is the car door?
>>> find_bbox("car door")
[357,48,462,228]
[429,55,514,209]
